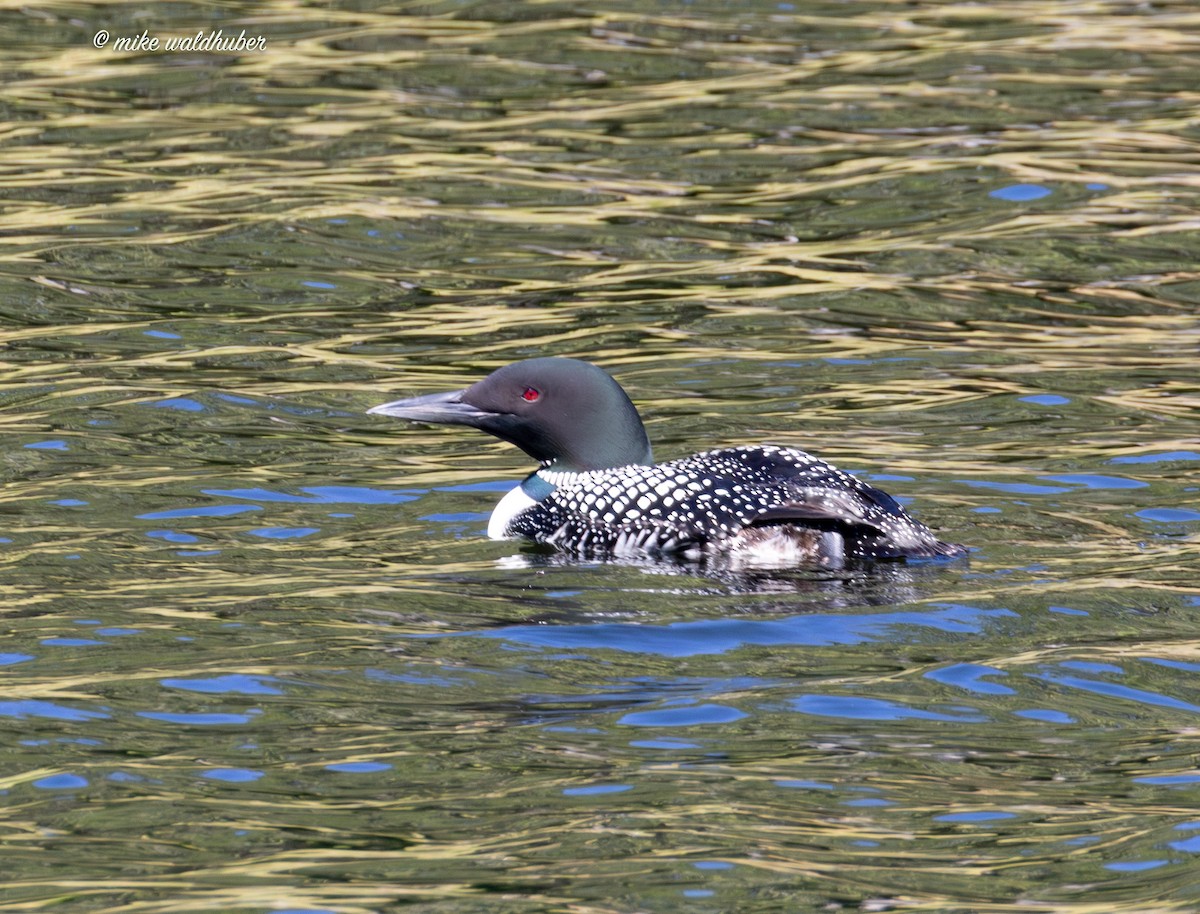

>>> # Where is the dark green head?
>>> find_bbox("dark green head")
[368,357,654,472]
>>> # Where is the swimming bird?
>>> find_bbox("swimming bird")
[368,358,964,568]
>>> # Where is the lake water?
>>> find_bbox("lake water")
[2,2,1200,912]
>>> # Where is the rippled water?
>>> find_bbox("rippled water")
[3,1,1200,912]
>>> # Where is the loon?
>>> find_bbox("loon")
[368,358,964,568]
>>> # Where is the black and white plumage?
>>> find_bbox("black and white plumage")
[368,358,964,568]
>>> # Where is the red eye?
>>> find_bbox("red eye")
[521,387,540,402]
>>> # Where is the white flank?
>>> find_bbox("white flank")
[487,484,539,539]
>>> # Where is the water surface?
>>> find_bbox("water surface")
[2,1,1199,912]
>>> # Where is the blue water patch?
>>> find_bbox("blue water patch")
[1019,395,1070,406]
[95,628,139,637]
[821,357,912,367]
[1169,834,1200,853]
[325,761,393,774]
[925,663,1015,696]
[1137,508,1200,523]
[204,486,418,505]
[563,784,631,796]
[24,439,68,450]
[620,703,748,727]
[246,527,320,539]
[147,397,205,412]
[42,638,106,647]
[1040,474,1147,490]
[0,653,33,666]
[971,506,1001,514]
[162,674,284,695]
[1039,673,1200,714]
[776,779,834,790]
[1144,658,1200,673]
[630,738,701,750]
[144,329,182,339]
[791,695,987,722]
[844,797,891,808]
[1111,451,1200,464]
[1048,605,1088,616]
[683,889,715,898]
[1014,709,1074,723]
[1133,773,1200,786]
[34,773,88,790]
[201,768,264,783]
[1105,860,1169,872]
[935,811,1016,823]
[138,710,261,725]
[302,280,337,289]
[213,393,258,406]
[146,530,200,543]
[544,726,602,735]
[422,512,487,523]
[990,183,1052,201]
[956,479,1070,495]
[0,700,108,721]
[51,499,88,507]
[107,771,147,783]
[472,604,1017,657]
[138,504,261,520]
